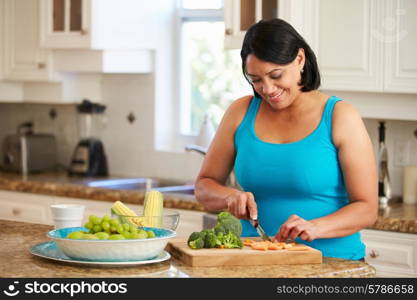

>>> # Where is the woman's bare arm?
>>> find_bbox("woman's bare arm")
[195,96,257,218]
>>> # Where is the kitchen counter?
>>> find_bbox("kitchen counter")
[0,171,205,212]
[0,171,417,234]
[0,220,376,278]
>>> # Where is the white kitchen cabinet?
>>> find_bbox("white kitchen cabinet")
[383,0,417,93]
[39,0,156,73]
[40,0,163,50]
[3,0,53,82]
[361,229,417,277]
[0,190,54,224]
[311,0,384,92]
[311,0,417,93]
[227,0,417,94]
[0,190,204,237]
[224,0,279,49]
[39,0,91,49]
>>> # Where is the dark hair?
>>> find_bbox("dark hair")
[241,18,320,96]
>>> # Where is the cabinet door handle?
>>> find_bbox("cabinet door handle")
[369,249,379,258]
[225,28,233,35]
[38,63,46,69]
[12,208,21,216]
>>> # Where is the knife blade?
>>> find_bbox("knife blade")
[250,219,272,242]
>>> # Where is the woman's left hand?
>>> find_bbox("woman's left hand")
[274,215,320,242]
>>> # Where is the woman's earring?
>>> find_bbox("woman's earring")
[301,69,304,74]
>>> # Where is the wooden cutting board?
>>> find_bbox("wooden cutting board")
[166,238,322,267]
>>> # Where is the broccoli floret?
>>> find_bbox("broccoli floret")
[187,212,243,249]
[216,211,242,237]
[188,237,204,249]
[204,231,222,248]
[222,232,243,249]
[187,231,203,244]
[217,211,232,222]
[216,231,224,240]
[213,223,226,235]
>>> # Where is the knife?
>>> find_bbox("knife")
[249,218,272,242]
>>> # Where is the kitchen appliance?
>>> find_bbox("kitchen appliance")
[378,121,391,207]
[2,122,57,174]
[166,238,322,267]
[68,99,108,177]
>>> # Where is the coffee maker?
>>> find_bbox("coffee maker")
[69,99,108,177]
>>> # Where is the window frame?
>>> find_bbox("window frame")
[176,4,224,139]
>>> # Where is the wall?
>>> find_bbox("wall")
[0,73,203,183]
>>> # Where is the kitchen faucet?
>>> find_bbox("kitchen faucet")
[185,144,237,187]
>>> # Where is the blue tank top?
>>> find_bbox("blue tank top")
[234,95,365,260]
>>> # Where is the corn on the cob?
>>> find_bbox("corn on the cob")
[143,190,164,228]
[111,201,144,226]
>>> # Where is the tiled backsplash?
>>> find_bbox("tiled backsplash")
[0,99,416,197]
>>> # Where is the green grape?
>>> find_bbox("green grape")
[122,231,132,239]
[116,224,124,234]
[81,233,99,240]
[122,223,130,231]
[129,224,138,234]
[109,219,119,226]
[88,215,97,223]
[92,224,102,233]
[84,222,93,230]
[102,215,110,222]
[129,233,141,239]
[110,225,117,233]
[93,217,102,225]
[146,230,156,238]
[109,234,125,240]
[67,231,84,239]
[94,232,110,240]
[101,221,110,231]
[136,230,148,239]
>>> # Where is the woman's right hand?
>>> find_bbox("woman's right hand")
[225,190,258,220]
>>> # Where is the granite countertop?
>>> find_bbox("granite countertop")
[0,171,206,212]
[0,220,376,278]
[0,171,417,234]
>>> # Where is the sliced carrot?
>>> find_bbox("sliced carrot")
[243,239,255,246]
[250,241,269,251]
[268,243,283,250]
[251,244,268,251]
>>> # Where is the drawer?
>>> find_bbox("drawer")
[0,199,50,224]
[362,230,417,277]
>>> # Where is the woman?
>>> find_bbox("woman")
[194,19,377,260]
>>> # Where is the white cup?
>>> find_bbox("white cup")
[50,204,85,229]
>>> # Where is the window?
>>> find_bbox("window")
[178,0,252,135]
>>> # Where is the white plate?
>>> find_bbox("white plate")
[30,241,171,267]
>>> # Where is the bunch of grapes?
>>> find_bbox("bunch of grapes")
[66,214,156,240]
